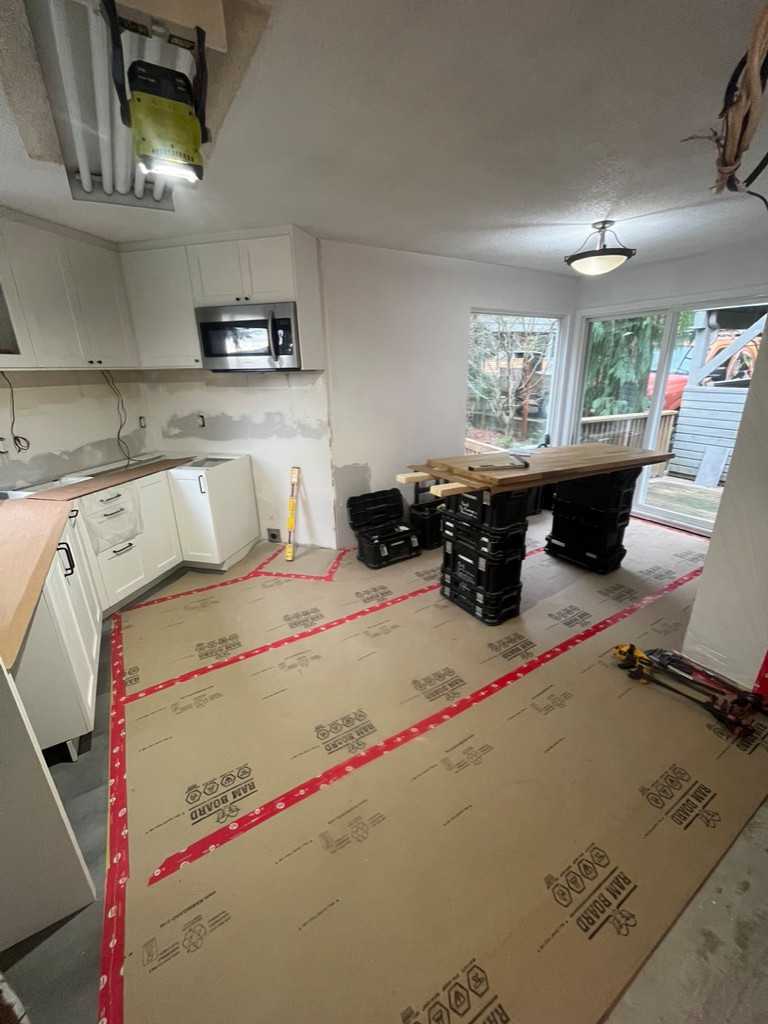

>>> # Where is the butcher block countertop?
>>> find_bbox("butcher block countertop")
[29,458,191,502]
[0,499,72,667]
[417,443,673,494]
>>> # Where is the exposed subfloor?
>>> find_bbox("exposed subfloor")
[2,524,768,1023]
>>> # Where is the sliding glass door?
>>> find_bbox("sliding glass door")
[573,303,765,534]
[633,303,765,532]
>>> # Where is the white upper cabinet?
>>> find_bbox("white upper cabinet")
[0,219,88,368]
[187,235,295,306]
[66,241,138,368]
[0,231,36,369]
[121,247,202,368]
[187,241,245,305]
[239,236,295,300]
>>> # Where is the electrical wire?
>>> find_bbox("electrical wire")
[101,369,133,465]
[0,371,30,453]
[714,4,768,211]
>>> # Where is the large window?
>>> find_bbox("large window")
[466,312,560,451]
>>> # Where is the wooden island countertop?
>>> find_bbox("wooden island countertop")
[0,499,72,667]
[408,443,673,496]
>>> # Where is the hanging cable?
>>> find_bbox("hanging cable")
[0,372,30,453]
[710,4,768,211]
[101,369,133,465]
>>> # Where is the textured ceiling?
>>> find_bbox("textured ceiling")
[1,0,767,272]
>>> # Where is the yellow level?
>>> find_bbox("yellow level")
[285,466,300,561]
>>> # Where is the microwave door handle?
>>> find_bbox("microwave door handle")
[267,310,278,362]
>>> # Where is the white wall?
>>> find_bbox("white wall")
[321,241,579,546]
[142,369,336,549]
[0,372,149,491]
[682,334,768,689]
[576,237,768,313]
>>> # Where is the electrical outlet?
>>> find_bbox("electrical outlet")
[267,528,281,543]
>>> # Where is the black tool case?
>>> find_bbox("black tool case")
[442,512,527,560]
[347,488,422,569]
[544,537,627,574]
[555,467,640,512]
[441,570,522,625]
[442,532,525,592]
[409,497,445,550]
[551,497,631,532]
[446,489,530,529]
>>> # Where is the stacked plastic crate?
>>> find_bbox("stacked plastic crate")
[545,468,641,573]
[440,489,529,624]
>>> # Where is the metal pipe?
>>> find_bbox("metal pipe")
[88,6,113,193]
[49,0,93,192]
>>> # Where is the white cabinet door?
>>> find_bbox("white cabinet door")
[121,247,202,367]
[0,660,95,950]
[238,236,294,301]
[187,241,245,305]
[47,533,99,721]
[136,472,182,579]
[67,240,139,367]
[13,521,101,748]
[170,472,220,562]
[0,219,88,367]
[65,512,102,712]
[0,231,36,368]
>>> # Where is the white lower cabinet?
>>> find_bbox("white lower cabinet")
[12,514,102,750]
[80,470,183,612]
[170,456,259,568]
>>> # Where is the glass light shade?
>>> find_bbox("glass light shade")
[565,248,634,276]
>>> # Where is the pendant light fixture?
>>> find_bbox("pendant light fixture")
[564,220,636,276]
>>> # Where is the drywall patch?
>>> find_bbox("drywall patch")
[332,463,371,547]
[162,412,328,441]
[0,429,147,491]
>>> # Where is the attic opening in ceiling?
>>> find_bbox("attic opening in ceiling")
[6,0,269,211]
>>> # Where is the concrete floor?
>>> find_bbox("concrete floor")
[1,588,767,1024]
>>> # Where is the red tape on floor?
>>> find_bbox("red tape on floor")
[755,649,768,696]
[131,547,354,609]
[148,565,703,884]
[98,615,129,1024]
[123,583,442,704]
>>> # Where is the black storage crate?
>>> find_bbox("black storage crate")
[525,487,543,516]
[409,497,445,550]
[552,497,630,531]
[545,538,626,574]
[447,489,529,529]
[548,516,626,553]
[347,488,421,569]
[442,536,524,592]
[555,468,640,511]
[441,571,522,625]
[441,512,527,560]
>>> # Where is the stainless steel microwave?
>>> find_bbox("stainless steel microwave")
[196,302,301,371]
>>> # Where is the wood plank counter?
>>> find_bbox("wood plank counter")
[417,443,672,496]
[28,458,191,502]
[0,499,72,667]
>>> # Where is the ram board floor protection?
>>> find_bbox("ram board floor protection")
[100,519,768,1024]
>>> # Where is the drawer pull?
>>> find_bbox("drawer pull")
[100,492,122,503]
[57,541,75,577]
[103,507,125,518]
[68,508,79,520]
[112,542,134,555]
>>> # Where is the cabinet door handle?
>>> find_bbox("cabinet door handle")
[100,492,122,503]
[68,508,79,520]
[198,474,207,494]
[112,542,134,555]
[57,541,75,577]
[103,506,125,518]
